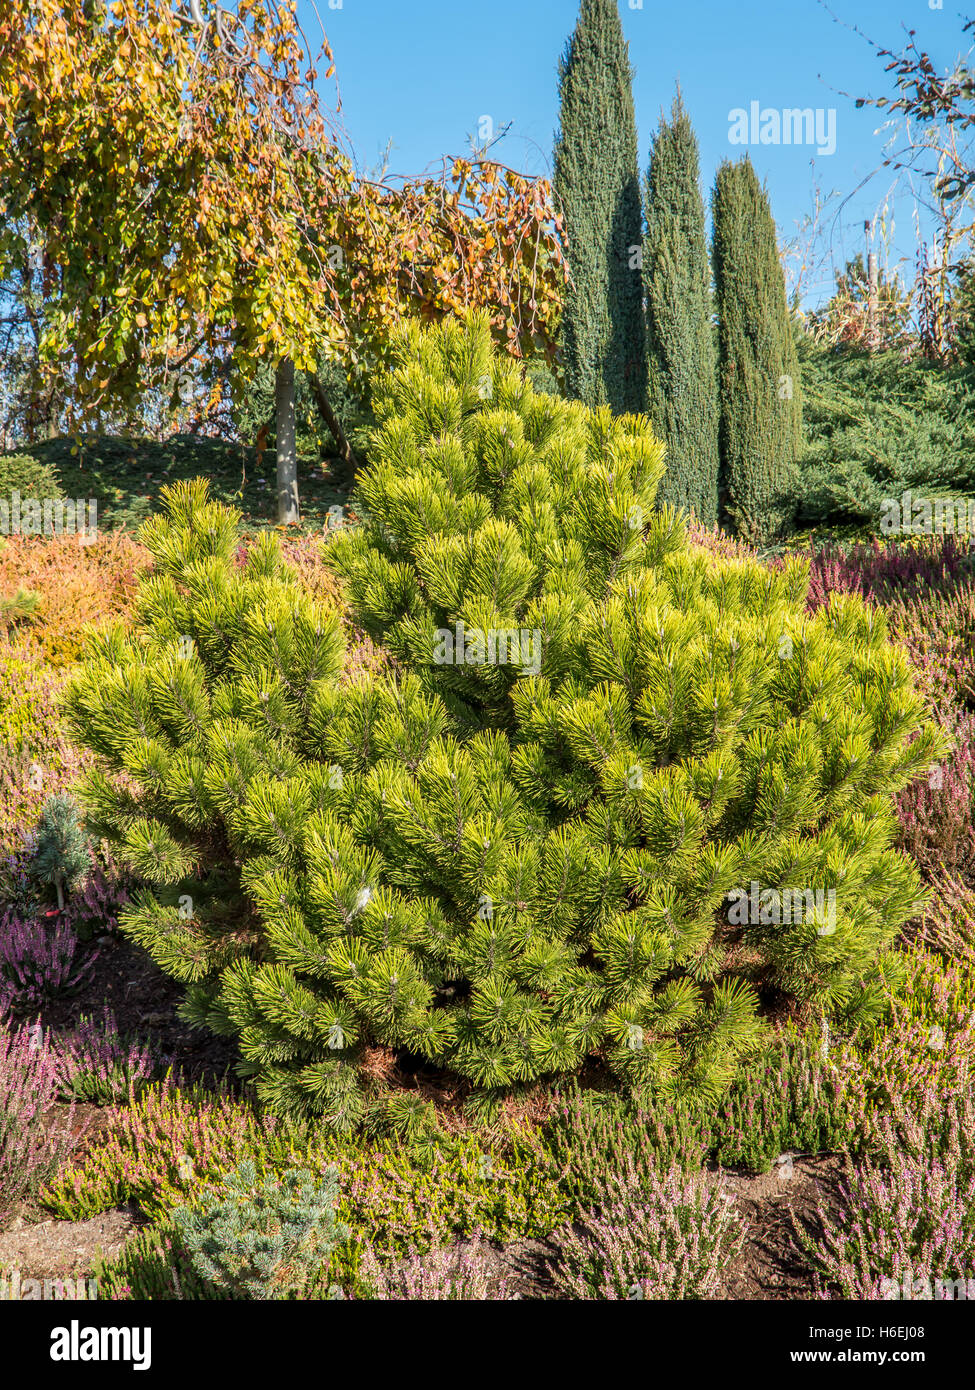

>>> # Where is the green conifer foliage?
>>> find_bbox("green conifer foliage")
[644,94,719,525]
[66,318,942,1127]
[170,1161,348,1299]
[28,794,91,909]
[553,0,646,413]
[712,157,802,542]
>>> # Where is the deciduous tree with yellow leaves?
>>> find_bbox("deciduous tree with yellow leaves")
[0,0,566,515]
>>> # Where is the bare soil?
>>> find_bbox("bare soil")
[0,1209,140,1282]
[714,1155,843,1300]
[33,929,241,1087]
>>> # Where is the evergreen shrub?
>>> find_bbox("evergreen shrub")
[169,1160,348,1300]
[63,313,942,1126]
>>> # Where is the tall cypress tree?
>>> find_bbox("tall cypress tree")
[553,0,645,414]
[712,157,801,542]
[644,92,719,525]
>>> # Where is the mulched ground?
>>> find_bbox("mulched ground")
[35,930,241,1089]
[715,1156,842,1300]
[0,1209,140,1283]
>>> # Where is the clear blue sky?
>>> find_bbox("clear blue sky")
[301,0,974,307]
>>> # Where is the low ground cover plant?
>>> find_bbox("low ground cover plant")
[0,642,92,852]
[0,907,96,1017]
[0,1025,84,1220]
[549,1165,746,1300]
[798,1086,975,1299]
[358,1238,506,1300]
[41,941,974,1297]
[51,1006,166,1104]
[0,532,147,669]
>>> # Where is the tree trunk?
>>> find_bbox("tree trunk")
[306,369,360,484]
[275,357,299,524]
[865,221,879,352]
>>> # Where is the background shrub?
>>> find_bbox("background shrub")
[796,343,975,529]
[0,452,64,506]
[712,156,801,541]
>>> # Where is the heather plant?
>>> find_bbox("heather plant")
[0,906,97,1017]
[549,1165,746,1300]
[169,1160,349,1300]
[94,1224,227,1302]
[52,1007,166,1105]
[0,586,38,631]
[339,1128,568,1262]
[0,531,147,669]
[884,590,975,714]
[40,1077,569,1252]
[799,1086,975,1299]
[540,1088,707,1216]
[803,535,973,614]
[41,1081,277,1222]
[545,946,975,1184]
[64,316,942,1126]
[0,1024,84,1218]
[801,536,975,717]
[706,1025,865,1172]
[685,519,756,564]
[861,946,975,1099]
[0,640,92,851]
[359,1237,507,1300]
[894,712,975,877]
[56,854,130,942]
[906,874,975,961]
[545,1026,867,1186]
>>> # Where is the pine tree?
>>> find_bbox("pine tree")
[170,1161,348,1300]
[66,318,942,1128]
[644,93,719,525]
[553,0,645,413]
[712,157,802,542]
[27,795,91,910]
